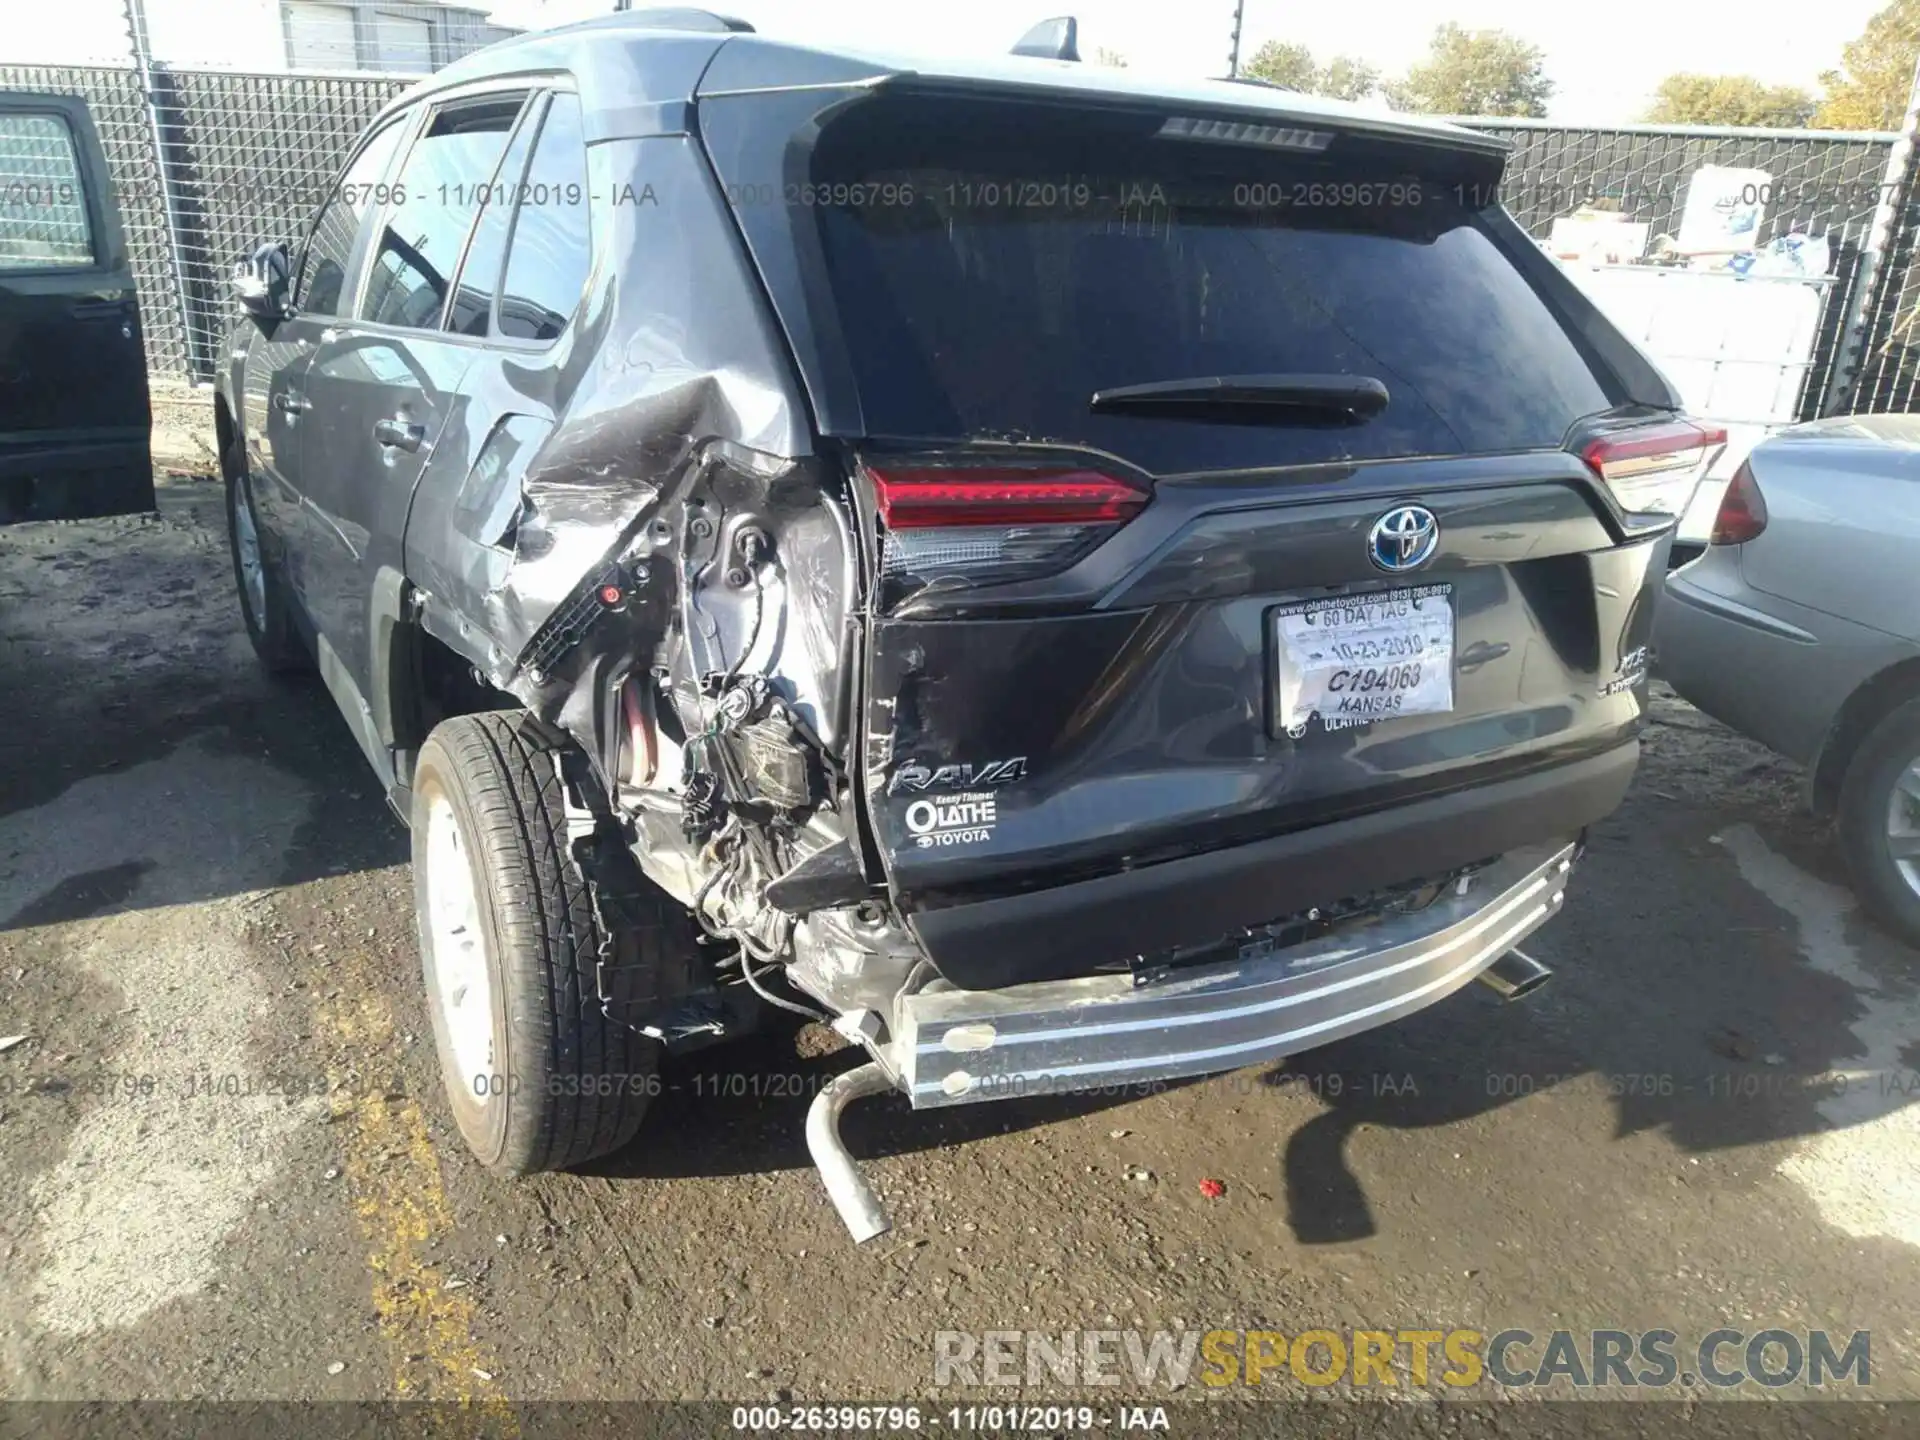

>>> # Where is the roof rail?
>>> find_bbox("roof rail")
[614,7,755,33]
[1010,16,1080,61]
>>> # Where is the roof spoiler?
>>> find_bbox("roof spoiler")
[613,6,755,32]
[1011,16,1080,61]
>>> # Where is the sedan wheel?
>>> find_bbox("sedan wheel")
[1838,697,1920,948]
[1885,759,1920,899]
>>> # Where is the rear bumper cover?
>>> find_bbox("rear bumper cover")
[909,742,1637,989]
[891,840,1576,1108]
[1657,564,1915,772]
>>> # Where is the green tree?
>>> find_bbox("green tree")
[1646,73,1817,126]
[1243,39,1379,101]
[1383,23,1553,117]
[1316,55,1381,102]
[1245,40,1316,90]
[1815,0,1920,129]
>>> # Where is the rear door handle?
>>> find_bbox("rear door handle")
[373,416,426,453]
[272,392,310,415]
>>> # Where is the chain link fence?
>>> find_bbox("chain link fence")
[6,51,1920,424]
[156,68,406,376]
[0,61,402,378]
[1847,146,1920,413]
[1462,118,1912,423]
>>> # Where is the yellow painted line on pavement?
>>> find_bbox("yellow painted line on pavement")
[319,943,519,1434]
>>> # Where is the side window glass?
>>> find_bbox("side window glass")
[497,93,590,342]
[360,94,524,331]
[301,118,407,317]
[0,113,94,271]
[446,105,539,337]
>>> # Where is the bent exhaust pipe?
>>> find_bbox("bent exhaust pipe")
[805,1060,895,1243]
[1479,948,1552,1001]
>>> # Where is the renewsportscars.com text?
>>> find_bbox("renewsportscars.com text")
[932,1327,1871,1390]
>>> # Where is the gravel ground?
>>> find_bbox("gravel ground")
[1,479,1916,1434]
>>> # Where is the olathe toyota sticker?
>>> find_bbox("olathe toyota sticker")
[902,792,998,848]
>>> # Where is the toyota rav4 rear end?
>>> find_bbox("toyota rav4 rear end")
[685,44,1709,1162]
[207,12,1721,1247]
[366,23,1715,1242]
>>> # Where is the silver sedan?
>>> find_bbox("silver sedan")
[1657,413,1920,943]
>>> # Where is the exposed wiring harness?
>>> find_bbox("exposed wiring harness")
[670,503,832,1023]
[735,936,829,1023]
[689,815,831,1023]
[678,572,769,844]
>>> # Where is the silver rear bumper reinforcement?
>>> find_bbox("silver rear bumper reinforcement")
[807,841,1576,1241]
[891,840,1576,1109]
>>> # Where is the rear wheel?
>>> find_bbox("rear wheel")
[224,440,308,673]
[1838,697,1920,947]
[412,711,674,1174]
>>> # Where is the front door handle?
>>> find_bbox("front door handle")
[373,416,426,453]
[272,392,310,415]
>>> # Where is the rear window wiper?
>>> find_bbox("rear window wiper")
[1089,374,1389,426]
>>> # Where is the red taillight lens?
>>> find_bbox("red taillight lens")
[868,466,1148,528]
[1710,461,1768,545]
[866,464,1150,588]
[1581,418,1728,518]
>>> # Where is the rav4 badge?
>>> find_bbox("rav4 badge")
[888,756,1028,795]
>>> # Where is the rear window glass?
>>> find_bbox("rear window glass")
[0,113,93,271]
[796,98,1616,474]
[446,108,538,336]
[361,94,525,331]
[496,92,591,342]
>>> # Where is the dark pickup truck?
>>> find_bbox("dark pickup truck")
[0,90,152,524]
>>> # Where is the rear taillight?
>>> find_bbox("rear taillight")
[1581,419,1728,519]
[1709,460,1768,545]
[866,464,1149,586]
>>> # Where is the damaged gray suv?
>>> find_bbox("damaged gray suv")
[217,10,1718,1240]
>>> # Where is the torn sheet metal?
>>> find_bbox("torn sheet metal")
[401,134,811,729]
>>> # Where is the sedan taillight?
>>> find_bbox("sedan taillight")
[1581,419,1728,519]
[866,464,1150,586]
[1709,460,1768,545]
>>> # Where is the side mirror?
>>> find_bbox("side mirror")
[233,242,291,326]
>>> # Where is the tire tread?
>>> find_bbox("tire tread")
[423,711,655,1173]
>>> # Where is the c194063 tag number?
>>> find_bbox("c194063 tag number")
[1271,584,1455,734]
